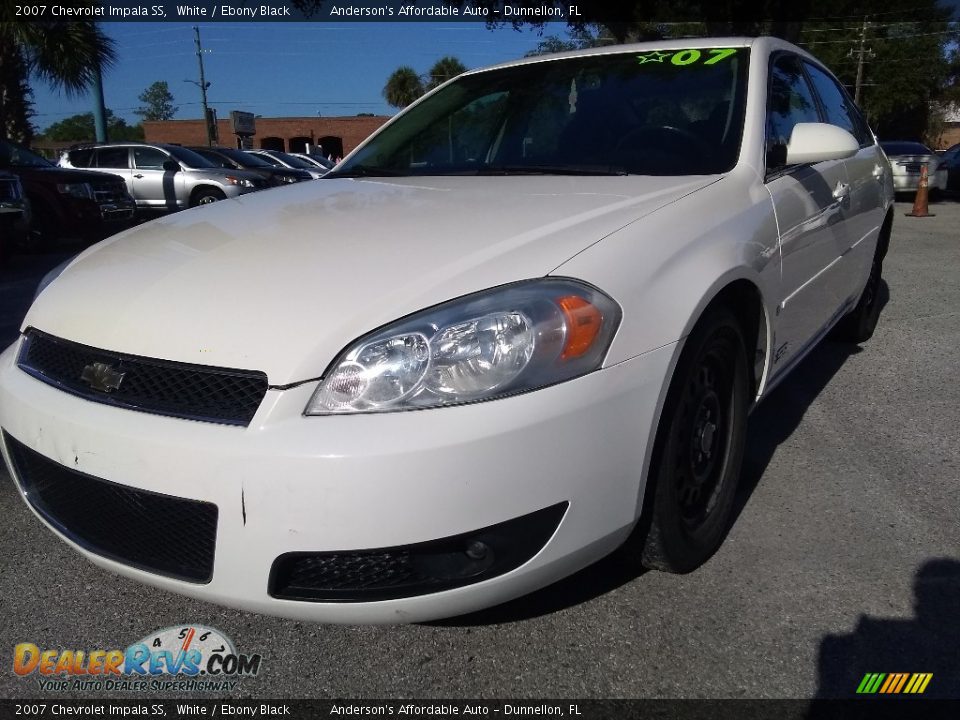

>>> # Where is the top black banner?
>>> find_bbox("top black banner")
[4,0,959,23]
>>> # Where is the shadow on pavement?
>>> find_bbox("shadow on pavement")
[812,558,960,699]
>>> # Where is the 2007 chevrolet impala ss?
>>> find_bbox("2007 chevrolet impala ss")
[0,37,894,623]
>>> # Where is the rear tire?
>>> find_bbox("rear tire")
[639,306,749,574]
[835,257,883,344]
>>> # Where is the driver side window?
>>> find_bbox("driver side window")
[767,55,820,166]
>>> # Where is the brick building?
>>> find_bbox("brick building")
[143,115,391,159]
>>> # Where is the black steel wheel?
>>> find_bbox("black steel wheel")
[640,306,749,574]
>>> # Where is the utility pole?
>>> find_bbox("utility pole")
[91,66,109,143]
[193,25,214,146]
[849,16,874,105]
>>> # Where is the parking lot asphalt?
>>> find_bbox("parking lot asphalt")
[0,200,957,700]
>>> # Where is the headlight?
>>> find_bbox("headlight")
[56,182,93,199]
[305,279,621,415]
[279,175,299,184]
[225,176,255,188]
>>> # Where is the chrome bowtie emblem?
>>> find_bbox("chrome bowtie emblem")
[80,362,125,393]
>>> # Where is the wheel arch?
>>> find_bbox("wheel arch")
[189,184,224,207]
[629,273,772,528]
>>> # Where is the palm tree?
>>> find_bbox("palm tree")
[425,57,467,92]
[382,66,424,110]
[0,20,116,141]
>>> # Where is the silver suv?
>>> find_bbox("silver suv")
[60,143,269,211]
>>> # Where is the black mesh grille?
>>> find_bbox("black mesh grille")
[270,503,567,602]
[280,553,424,593]
[4,432,217,582]
[18,330,268,426]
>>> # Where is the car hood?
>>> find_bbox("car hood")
[25,174,716,384]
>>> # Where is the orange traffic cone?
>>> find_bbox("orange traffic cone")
[905,164,935,217]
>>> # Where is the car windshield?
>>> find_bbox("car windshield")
[193,149,232,168]
[270,151,315,169]
[303,154,334,168]
[0,139,53,168]
[332,47,749,178]
[881,142,932,156]
[166,145,217,168]
[220,148,274,167]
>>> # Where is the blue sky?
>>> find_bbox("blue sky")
[30,22,556,130]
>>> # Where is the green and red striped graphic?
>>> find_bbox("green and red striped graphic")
[856,672,933,694]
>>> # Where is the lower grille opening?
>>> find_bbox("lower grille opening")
[269,502,568,602]
[4,431,217,583]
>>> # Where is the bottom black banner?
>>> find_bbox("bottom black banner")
[2,699,960,720]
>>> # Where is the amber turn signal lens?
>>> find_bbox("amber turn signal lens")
[557,295,603,360]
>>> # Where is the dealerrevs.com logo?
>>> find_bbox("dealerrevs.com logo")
[14,625,262,693]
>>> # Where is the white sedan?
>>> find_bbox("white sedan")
[0,36,893,624]
[879,141,948,194]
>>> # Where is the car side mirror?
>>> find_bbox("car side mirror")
[786,123,859,165]
[162,160,181,173]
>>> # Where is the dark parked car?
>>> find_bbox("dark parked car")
[0,171,30,261]
[187,146,313,186]
[0,138,134,246]
[938,143,960,194]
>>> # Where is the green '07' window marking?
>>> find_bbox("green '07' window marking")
[635,48,738,67]
[703,48,738,64]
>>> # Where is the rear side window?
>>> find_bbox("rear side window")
[133,147,170,170]
[803,62,872,147]
[766,55,819,156]
[67,149,93,167]
[95,147,129,169]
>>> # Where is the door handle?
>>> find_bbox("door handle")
[133,173,144,179]
[833,182,850,200]
[872,164,885,181]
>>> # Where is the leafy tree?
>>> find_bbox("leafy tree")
[41,110,143,142]
[383,66,425,109]
[384,57,469,110]
[135,81,178,121]
[524,25,624,56]
[795,2,957,141]
[0,16,116,141]
[425,56,467,91]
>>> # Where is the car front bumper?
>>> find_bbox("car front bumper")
[0,336,674,623]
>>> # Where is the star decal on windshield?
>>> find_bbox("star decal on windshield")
[636,50,672,65]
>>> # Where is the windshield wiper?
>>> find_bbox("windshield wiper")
[326,165,406,178]
[477,164,628,176]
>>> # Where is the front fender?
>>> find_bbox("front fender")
[552,166,779,368]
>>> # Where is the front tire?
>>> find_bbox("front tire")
[640,307,749,574]
[191,188,226,207]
